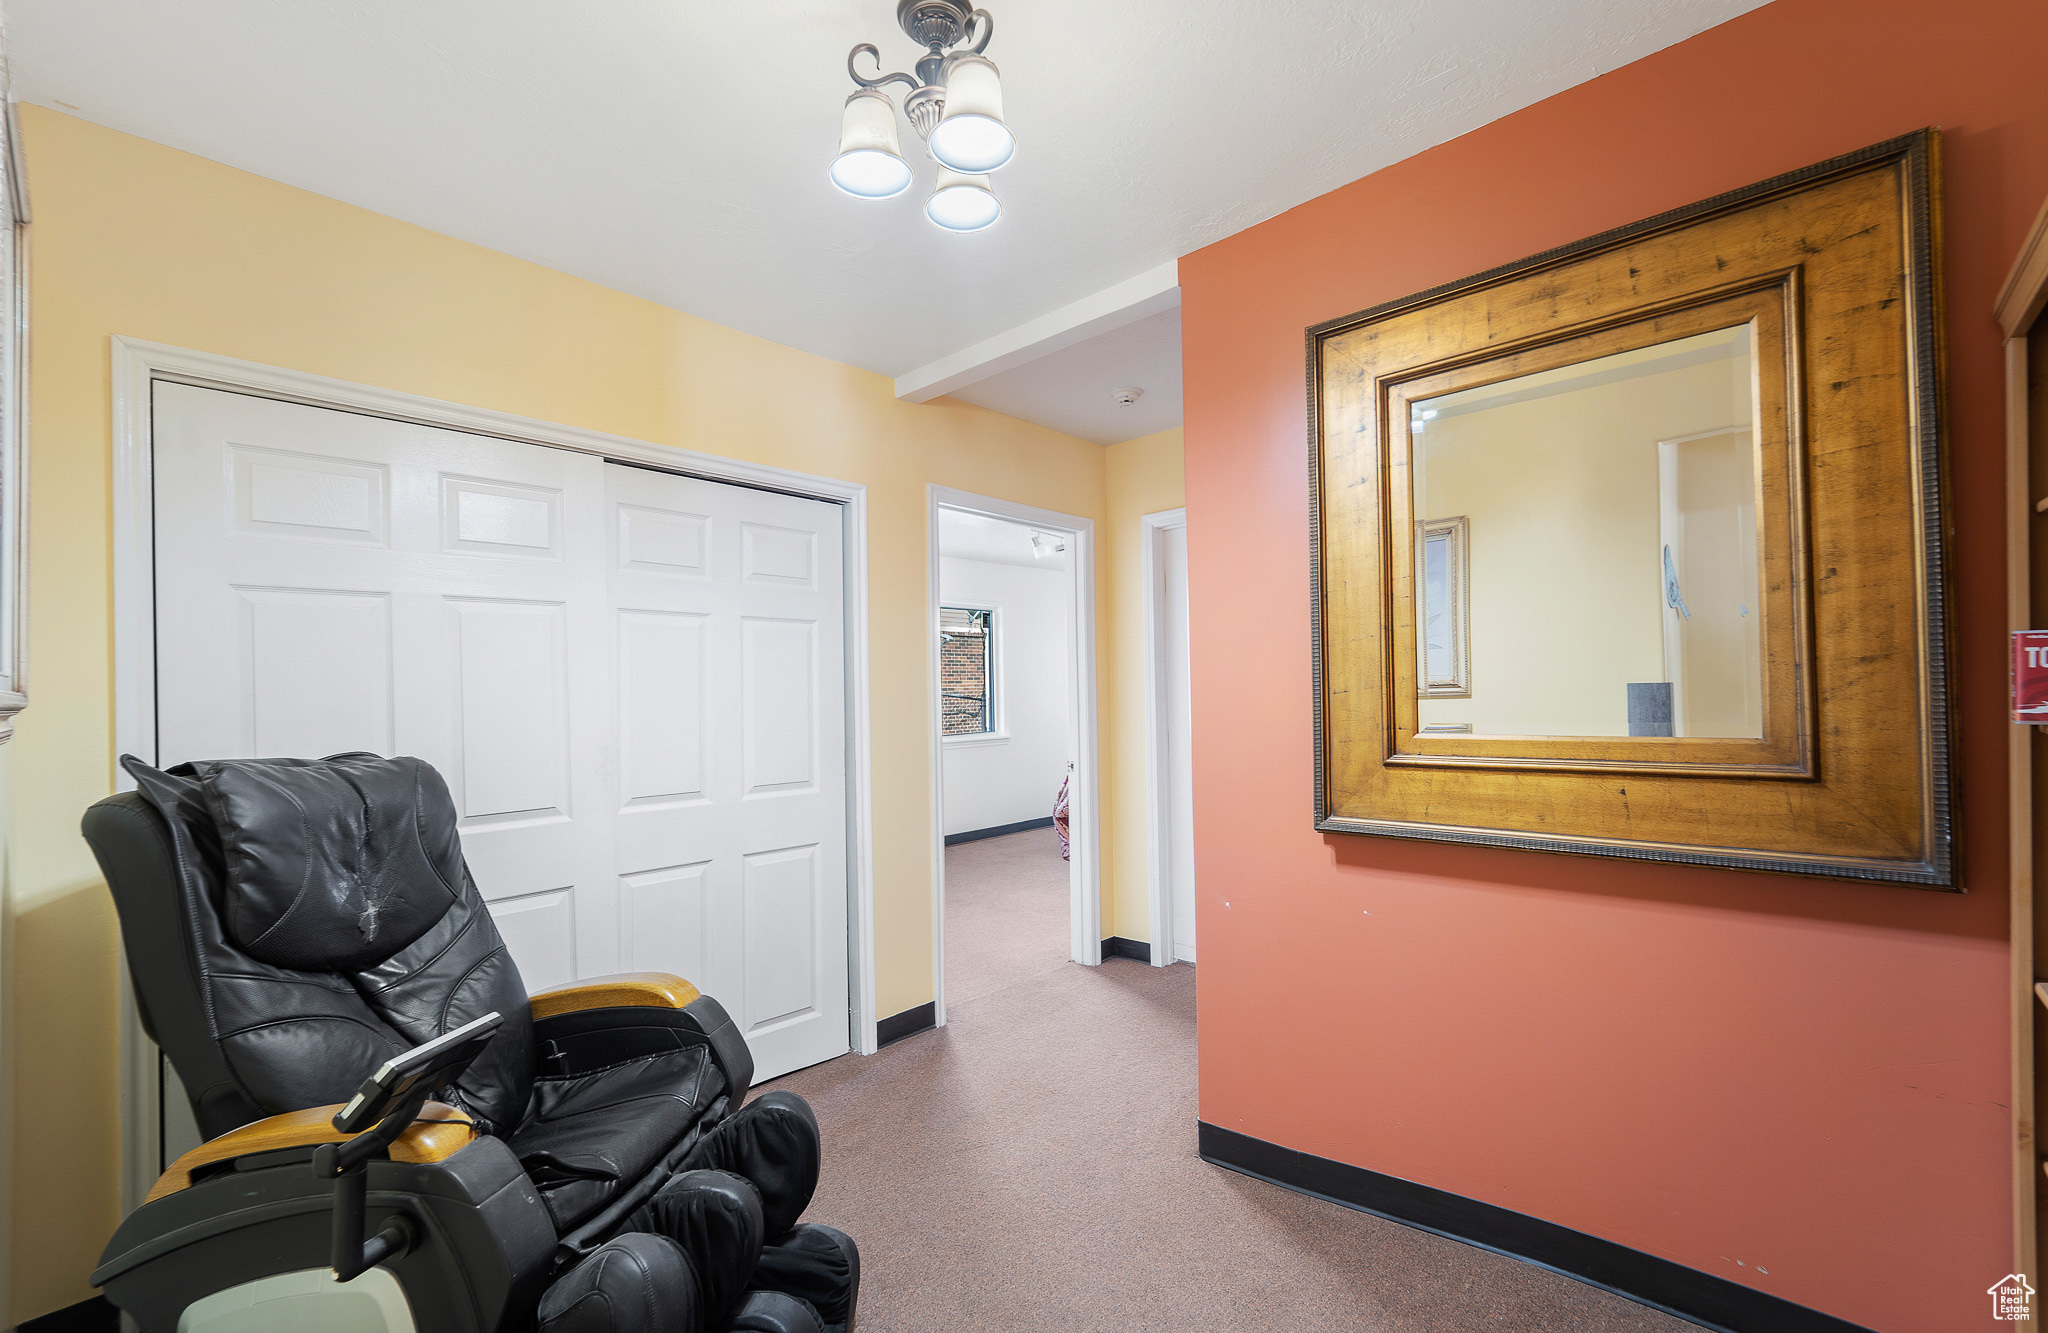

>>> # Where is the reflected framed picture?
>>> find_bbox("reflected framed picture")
[1416,516,1468,696]
[1308,131,1952,886]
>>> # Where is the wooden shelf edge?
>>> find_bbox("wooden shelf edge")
[1999,191,2048,338]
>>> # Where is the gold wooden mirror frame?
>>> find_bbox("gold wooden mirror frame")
[1309,131,1953,886]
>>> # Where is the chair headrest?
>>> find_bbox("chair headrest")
[122,753,467,971]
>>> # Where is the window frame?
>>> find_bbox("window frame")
[938,602,1007,746]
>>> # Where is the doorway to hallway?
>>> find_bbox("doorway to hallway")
[1143,507,1196,966]
[927,489,1099,1024]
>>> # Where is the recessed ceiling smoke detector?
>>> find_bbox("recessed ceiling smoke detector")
[1111,386,1144,407]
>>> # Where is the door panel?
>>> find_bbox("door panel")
[231,445,389,545]
[236,586,394,757]
[152,385,852,1098]
[618,503,710,574]
[489,889,578,993]
[442,476,563,557]
[617,610,710,805]
[446,597,572,820]
[621,862,711,981]
[744,844,820,1029]
[743,617,819,795]
[742,523,818,585]
[605,464,849,1079]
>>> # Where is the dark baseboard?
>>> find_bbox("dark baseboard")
[1198,1123,1874,1333]
[876,1001,937,1047]
[18,1296,119,1332]
[1101,936,1152,963]
[943,816,1055,846]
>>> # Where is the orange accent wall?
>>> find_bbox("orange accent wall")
[1180,1,2047,1328]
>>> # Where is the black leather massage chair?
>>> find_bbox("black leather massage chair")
[81,752,860,1333]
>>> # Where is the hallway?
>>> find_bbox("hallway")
[762,831,1693,1331]
[941,826,1074,1007]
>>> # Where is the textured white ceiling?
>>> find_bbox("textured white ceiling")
[5,0,1768,419]
[938,508,1066,570]
[951,306,1182,445]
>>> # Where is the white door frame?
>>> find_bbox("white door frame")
[1655,423,1749,740]
[926,485,1101,1026]
[1141,508,1189,964]
[109,336,880,1209]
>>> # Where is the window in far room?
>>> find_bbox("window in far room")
[940,606,996,736]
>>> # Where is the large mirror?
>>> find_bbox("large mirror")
[1410,325,1762,740]
[1378,281,1804,780]
[1310,131,1952,886]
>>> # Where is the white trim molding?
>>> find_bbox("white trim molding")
[0,95,27,1328]
[927,485,1103,1027]
[895,263,1180,404]
[1141,507,1189,966]
[0,102,32,742]
[110,336,882,1207]
[941,732,1011,748]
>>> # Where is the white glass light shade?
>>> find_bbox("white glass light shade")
[925,166,1001,232]
[929,54,1014,173]
[830,89,912,199]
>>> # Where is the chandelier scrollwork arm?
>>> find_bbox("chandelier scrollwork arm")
[830,1,1011,229]
[847,43,920,92]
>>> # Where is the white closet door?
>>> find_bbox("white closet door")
[153,384,616,992]
[151,386,852,1085]
[605,464,849,1080]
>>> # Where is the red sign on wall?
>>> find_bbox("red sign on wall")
[2015,631,2048,721]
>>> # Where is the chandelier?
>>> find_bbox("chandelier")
[831,1,1015,232]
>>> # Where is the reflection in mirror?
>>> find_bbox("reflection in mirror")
[1411,324,1761,739]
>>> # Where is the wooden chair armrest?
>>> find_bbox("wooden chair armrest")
[529,972,702,1020]
[146,1101,475,1203]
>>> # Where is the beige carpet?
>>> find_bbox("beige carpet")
[759,828,1695,1331]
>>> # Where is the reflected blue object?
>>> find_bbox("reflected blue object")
[1663,544,1691,621]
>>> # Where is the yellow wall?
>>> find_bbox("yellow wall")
[1102,427,1186,942]
[4,106,1148,1321]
